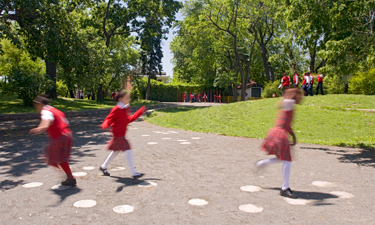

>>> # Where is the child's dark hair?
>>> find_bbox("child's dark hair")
[114,90,128,102]
[33,95,51,105]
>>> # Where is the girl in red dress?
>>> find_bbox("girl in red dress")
[256,88,303,199]
[29,96,76,186]
[99,90,146,179]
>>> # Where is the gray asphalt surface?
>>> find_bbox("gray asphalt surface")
[0,110,374,224]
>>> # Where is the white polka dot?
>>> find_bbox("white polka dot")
[239,204,263,213]
[83,166,95,170]
[284,198,310,205]
[330,191,354,199]
[240,185,262,192]
[51,185,71,191]
[177,140,187,142]
[188,198,208,206]
[162,138,171,140]
[312,181,335,187]
[22,182,43,188]
[180,142,191,145]
[129,128,138,130]
[138,181,158,187]
[113,205,134,214]
[191,137,201,140]
[72,172,87,177]
[147,142,158,145]
[111,167,126,171]
[141,135,150,137]
[73,200,97,208]
[169,131,179,134]
[162,133,170,135]
[152,131,162,133]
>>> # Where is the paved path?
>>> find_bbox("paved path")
[0,114,374,224]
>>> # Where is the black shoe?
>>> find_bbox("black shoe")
[132,173,144,180]
[99,167,110,176]
[280,188,298,199]
[61,178,77,187]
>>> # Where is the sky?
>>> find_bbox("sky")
[161,1,186,78]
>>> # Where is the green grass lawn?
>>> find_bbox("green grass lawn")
[0,93,158,114]
[145,94,375,148]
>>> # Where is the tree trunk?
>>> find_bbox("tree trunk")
[145,74,151,100]
[46,61,57,98]
[97,84,103,101]
[309,55,315,73]
[69,90,75,98]
[343,83,349,94]
[260,44,272,81]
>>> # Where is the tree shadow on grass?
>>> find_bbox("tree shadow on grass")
[265,187,339,206]
[110,176,162,193]
[300,146,375,168]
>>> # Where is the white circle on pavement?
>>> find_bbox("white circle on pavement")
[240,185,262,192]
[138,181,158,188]
[73,200,97,208]
[191,137,201,140]
[312,181,335,187]
[147,142,158,145]
[152,131,162,133]
[169,131,179,134]
[177,140,187,142]
[330,191,354,199]
[180,142,191,145]
[111,167,126,171]
[239,204,263,213]
[162,138,171,140]
[141,135,150,137]
[113,205,134,214]
[162,133,170,135]
[284,198,310,205]
[73,172,87,177]
[188,198,208,206]
[83,166,95,170]
[22,182,43,188]
[51,185,71,191]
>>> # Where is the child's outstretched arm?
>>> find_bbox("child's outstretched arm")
[101,108,116,130]
[128,106,146,123]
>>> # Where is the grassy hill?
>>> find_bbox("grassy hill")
[146,95,375,148]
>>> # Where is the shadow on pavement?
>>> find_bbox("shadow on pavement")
[266,187,338,206]
[0,179,24,191]
[301,147,375,168]
[50,187,82,206]
[111,176,162,192]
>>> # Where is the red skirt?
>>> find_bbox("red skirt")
[261,127,291,161]
[106,137,131,151]
[44,133,72,166]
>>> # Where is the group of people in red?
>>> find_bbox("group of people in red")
[277,71,324,97]
[183,92,221,103]
[30,91,146,187]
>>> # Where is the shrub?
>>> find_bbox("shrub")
[349,68,375,95]
[57,80,68,97]
[261,80,282,98]
[324,75,344,94]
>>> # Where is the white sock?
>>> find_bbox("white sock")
[101,151,120,169]
[282,161,291,190]
[256,158,284,167]
[125,150,139,176]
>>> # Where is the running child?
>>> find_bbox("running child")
[255,88,303,199]
[99,90,146,179]
[29,95,76,186]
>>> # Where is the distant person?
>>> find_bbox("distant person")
[80,92,84,99]
[315,73,324,95]
[214,94,216,103]
[203,93,207,102]
[308,72,314,96]
[99,90,146,179]
[198,93,201,103]
[111,92,116,100]
[273,93,277,98]
[218,94,221,103]
[87,91,91,100]
[293,71,299,87]
[29,95,76,187]
[256,88,303,199]
[183,93,186,103]
[279,73,290,96]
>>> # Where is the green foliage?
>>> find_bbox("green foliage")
[349,69,375,95]
[261,80,282,98]
[146,95,375,148]
[56,80,68,97]
[323,75,344,94]
[134,78,204,102]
